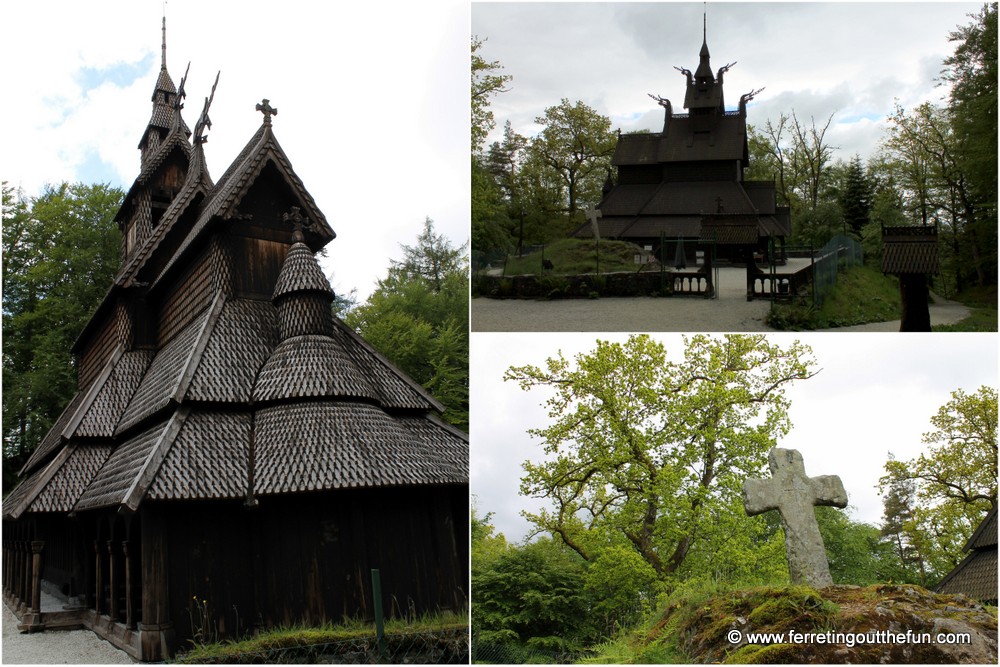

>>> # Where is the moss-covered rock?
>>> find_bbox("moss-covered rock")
[641,584,997,664]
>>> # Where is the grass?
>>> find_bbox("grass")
[174,610,468,664]
[503,238,656,276]
[768,263,900,330]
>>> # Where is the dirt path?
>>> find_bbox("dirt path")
[472,269,972,333]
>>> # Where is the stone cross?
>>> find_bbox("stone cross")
[743,448,848,588]
[256,98,278,124]
[585,203,602,241]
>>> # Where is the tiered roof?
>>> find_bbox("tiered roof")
[3,31,466,522]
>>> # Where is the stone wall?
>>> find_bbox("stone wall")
[475,272,674,299]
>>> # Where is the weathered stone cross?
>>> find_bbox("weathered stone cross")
[743,448,848,588]
[585,203,602,241]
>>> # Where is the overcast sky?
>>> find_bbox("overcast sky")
[472,2,981,162]
[472,333,998,543]
[2,0,468,302]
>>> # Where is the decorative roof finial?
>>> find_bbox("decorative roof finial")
[161,15,167,71]
[256,98,278,124]
[283,206,308,243]
[194,71,220,144]
[175,62,190,111]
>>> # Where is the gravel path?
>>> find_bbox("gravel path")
[472,268,971,332]
[2,602,133,664]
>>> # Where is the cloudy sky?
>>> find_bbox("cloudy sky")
[2,0,468,302]
[472,2,981,162]
[472,333,998,543]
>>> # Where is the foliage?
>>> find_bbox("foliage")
[471,36,512,154]
[2,181,122,489]
[345,218,469,431]
[879,386,998,583]
[472,537,593,652]
[584,544,661,637]
[942,2,998,247]
[471,505,510,573]
[815,506,913,586]
[505,335,817,580]
[471,157,514,259]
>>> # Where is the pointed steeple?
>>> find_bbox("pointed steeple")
[139,16,190,163]
[682,8,731,115]
[695,11,713,82]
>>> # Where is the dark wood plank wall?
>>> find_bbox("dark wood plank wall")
[157,242,215,347]
[79,314,119,390]
[155,486,466,646]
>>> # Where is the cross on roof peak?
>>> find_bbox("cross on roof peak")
[256,98,278,124]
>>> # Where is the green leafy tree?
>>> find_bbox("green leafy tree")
[346,218,469,431]
[526,99,616,223]
[3,182,123,489]
[471,36,512,154]
[505,334,817,580]
[879,386,998,583]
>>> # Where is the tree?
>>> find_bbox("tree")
[789,111,837,211]
[505,334,817,580]
[942,2,998,273]
[471,36,512,154]
[879,386,998,582]
[345,218,469,431]
[838,155,874,237]
[526,99,616,223]
[880,469,929,584]
[3,181,123,489]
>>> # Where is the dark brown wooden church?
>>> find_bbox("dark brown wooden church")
[2,25,468,661]
[575,17,790,268]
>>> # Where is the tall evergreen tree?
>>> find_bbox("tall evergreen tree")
[839,155,873,237]
[346,218,469,432]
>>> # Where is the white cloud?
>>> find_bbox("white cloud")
[3,0,469,302]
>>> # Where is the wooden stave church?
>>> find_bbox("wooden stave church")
[574,18,791,268]
[2,25,468,661]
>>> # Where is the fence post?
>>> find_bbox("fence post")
[371,569,387,658]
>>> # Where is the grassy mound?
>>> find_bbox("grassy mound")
[174,613,468,664]
[503,238,658,276]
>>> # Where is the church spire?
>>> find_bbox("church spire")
[695,7,713,82]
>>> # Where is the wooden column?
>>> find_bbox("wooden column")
[123,541,134,628]
[18,540,46,631]
[20,541,31,612]
[139,506,174,661]
[2,541,9,596]
[93,540,103,615]
[107,541,119,621]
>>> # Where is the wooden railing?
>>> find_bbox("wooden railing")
[671,268,714,297]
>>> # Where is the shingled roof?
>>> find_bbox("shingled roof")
[936,507,998,604]
[881,225,940,275]
[6,86,465,523]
